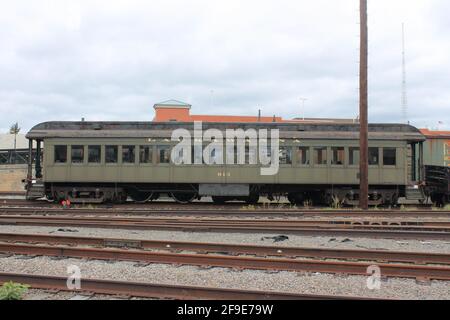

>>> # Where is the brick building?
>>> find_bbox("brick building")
[152,99,357,124]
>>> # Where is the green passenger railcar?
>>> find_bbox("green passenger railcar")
[25,121,426,206]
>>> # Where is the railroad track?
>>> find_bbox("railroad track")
[3,214,450,228]
[0,202,448,219]
[1,214,450,232]
[0,238,449,281]
[0,192,26,197]
[0,215,449,240]
[0,272,361,300]
[1,232,450,265]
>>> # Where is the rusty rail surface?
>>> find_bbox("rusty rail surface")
[1,232,449,265]
[3,213,450,227]
[0,216,449,240]
[1,242,449,281]
[0,204,449,218]
[0,272,357,300]
[0,192,26,197]
[1,214,450,229]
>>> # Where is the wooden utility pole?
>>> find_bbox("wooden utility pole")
[359,0,369,210]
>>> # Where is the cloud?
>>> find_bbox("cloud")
[0,0,449,133]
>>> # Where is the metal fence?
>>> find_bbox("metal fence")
[0,149,37,165]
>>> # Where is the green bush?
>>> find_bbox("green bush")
[0,281,30,300]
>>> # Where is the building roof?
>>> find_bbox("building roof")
[291,118,359,124]
[153,100,192,109]
[420,129,450,139]
[0,133,30,150]
[189,115,283,123]
[152,100,361,124]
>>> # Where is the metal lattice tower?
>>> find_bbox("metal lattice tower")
[402,23,408,123]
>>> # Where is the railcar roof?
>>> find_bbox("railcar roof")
[26,121,426,142]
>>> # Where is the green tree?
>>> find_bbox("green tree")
[9,122,20,164]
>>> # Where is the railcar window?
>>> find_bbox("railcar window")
[105,146,118,163]
[122,145,135,164]
[258,145,274,165]
[226,145,238,165]
[71,146,84,164]
[140,146,153,164]
[172,147,187,164]
[279,147,292,165]
[54,146,67,163]
[226,143,248,165]
[331,147,345,165]
[88,146,101,163]
[245,145,257,165]
[349,147,360,165]
[191,146,203,164]
[369,147,379,165]
[314,147,327,165]
[203,147,223,165]
[383,148,397,166]
[296,147,310,165]
[156,146,170,164]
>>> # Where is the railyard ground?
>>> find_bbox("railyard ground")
[0,224,449,300]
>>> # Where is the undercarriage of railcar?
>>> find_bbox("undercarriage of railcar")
[27,182,408,207]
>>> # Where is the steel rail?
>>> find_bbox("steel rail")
[0,216,449,240]
[1,214,450,228]
[0,272,359,300]
[0,205,449,218]
[1,215,450,232]
[0,232,449,265]
[0,192,26,196]
[1,243,449,281]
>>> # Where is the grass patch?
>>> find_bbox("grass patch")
[0,282,29,300]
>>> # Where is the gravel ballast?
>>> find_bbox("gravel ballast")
[0,255,449,300]
[0,225,448,253]
[0,225,449,300]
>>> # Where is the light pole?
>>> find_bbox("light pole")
[299,98,308,120]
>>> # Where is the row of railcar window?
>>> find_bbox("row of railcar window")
[53,144,398,167]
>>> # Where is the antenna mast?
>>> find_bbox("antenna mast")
[402,23,408,123]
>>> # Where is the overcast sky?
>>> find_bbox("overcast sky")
[0,0,449,133]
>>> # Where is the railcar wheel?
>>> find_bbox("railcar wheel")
[212,196,227,204]
[288,193,304,206]
[149,193,160,202]
[170,192,197,204]
[128,189,155,203]
[113,192,128,204]
[431,193,445,207]
[246,193,260,205]
[390,194,399,207]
